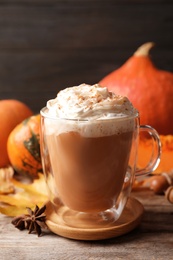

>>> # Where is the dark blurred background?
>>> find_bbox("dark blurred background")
[0,0,173,113]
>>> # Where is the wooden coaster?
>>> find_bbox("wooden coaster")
[45,197,144,241]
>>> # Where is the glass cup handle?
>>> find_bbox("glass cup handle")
[135,125,161,177]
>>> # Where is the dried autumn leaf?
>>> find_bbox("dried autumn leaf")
[0,166,15,194]
[0,173,48,217]
[0,205,30,216]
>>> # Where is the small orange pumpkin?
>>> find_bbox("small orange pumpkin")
[0,99,33,168]
[99,42,173,135]
[7,114,42,180]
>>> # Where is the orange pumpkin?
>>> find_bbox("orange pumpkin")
[99,42,173,135]
[7,114,42,180]
[0,99,33,168]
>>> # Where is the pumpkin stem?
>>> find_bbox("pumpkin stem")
[134,42,155,57]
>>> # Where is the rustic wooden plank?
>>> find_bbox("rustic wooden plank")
[0,46,172,113]
[0,0,173,5]
[0,3,172,50]
[0,50,114,112]
[0,191,173,260]
[0,1,172,112]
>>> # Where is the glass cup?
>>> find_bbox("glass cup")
[40,107,161,228]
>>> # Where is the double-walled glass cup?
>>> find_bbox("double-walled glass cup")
[40,108,161,228]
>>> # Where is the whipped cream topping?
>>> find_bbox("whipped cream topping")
[43,84,138,137]
[46,83,137,120]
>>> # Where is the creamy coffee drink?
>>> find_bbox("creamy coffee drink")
[41,84,138,213]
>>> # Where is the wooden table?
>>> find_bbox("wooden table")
[0,190,173,260]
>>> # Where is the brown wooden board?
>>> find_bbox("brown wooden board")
[0,1,172,112]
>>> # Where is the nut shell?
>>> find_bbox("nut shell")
[165,186,173,204]
[150,175,170,194]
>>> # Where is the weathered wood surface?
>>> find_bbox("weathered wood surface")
[0,190,173,260]
[0,1,172,112]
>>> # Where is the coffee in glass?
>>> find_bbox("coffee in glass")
[40,84,161,228]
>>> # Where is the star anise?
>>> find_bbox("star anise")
[11,205,47,236]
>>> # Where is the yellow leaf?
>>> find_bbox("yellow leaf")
[0,194,31,207]
[0,172,48,217]
[0,205,32,217]
[12,173,47,196]
[0,203,46,217]
[0,166,15,194]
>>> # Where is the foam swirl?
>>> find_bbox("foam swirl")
[46,83,137,120]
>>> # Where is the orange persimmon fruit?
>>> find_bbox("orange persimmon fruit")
[7,114,42,180]
[0,99,33,168]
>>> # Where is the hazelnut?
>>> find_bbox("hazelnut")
[165,186,173,204]
[149,172,173,194]
[150,175,169,194]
